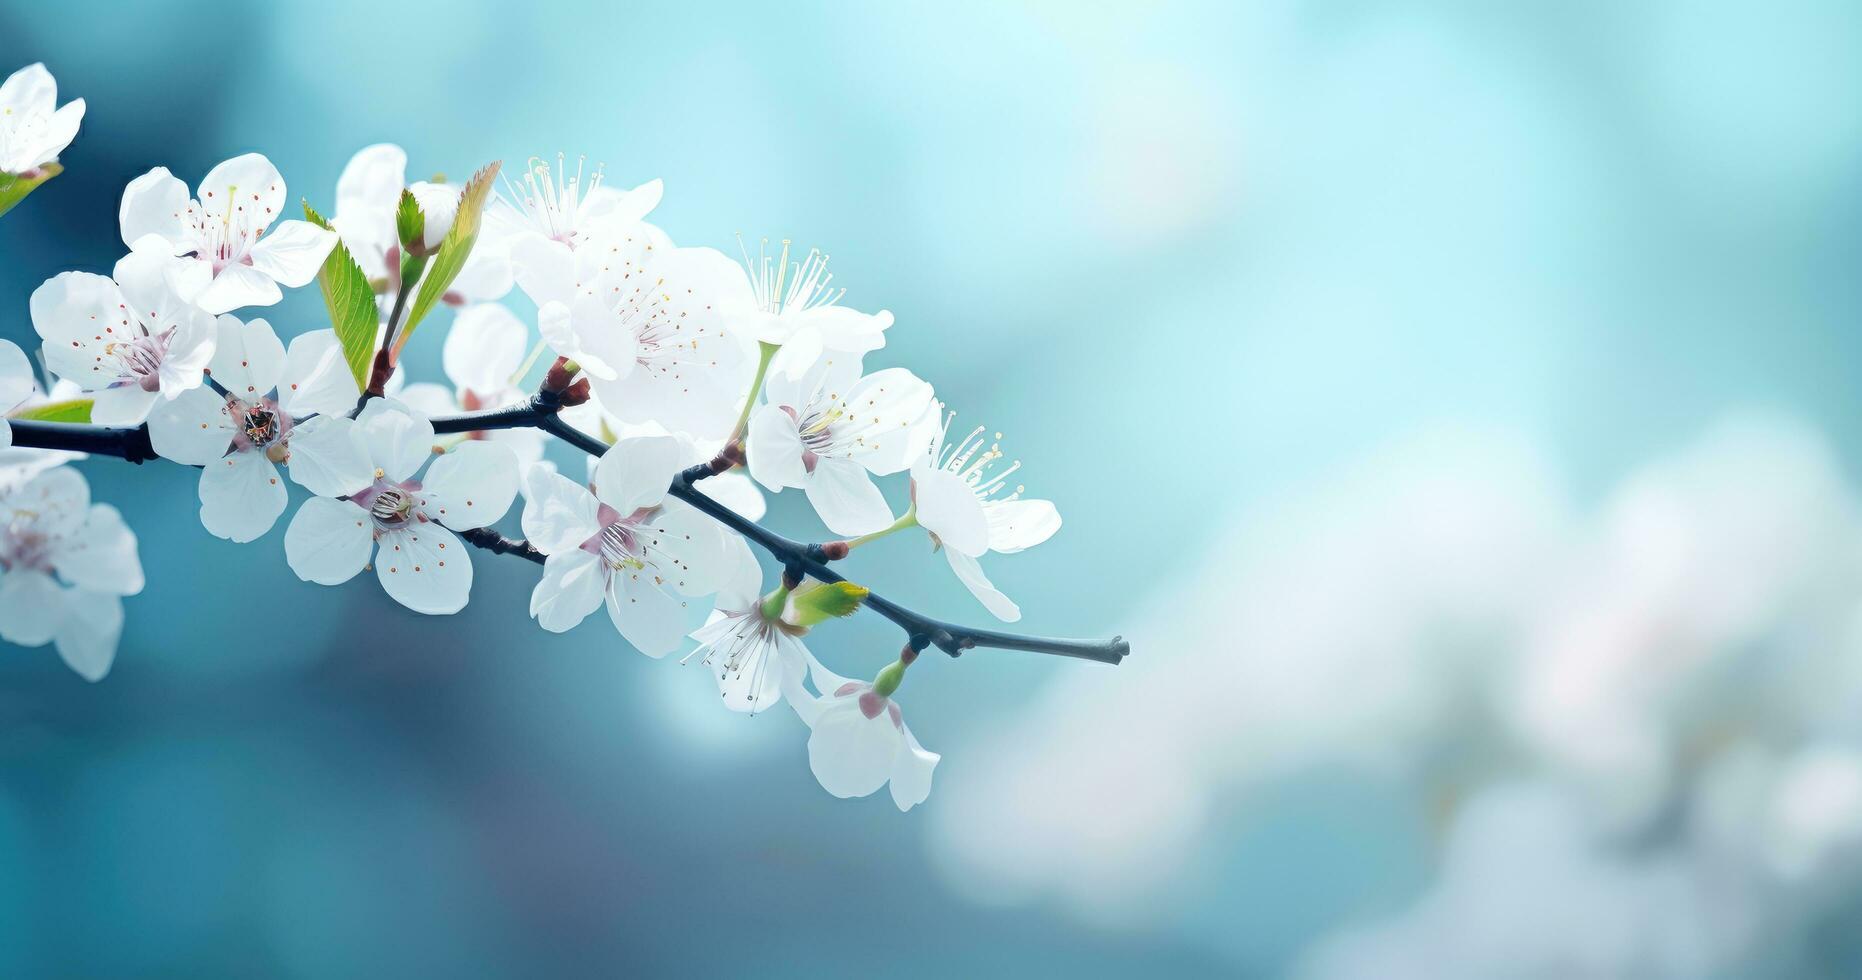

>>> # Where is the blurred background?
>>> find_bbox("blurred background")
[4,0,1862,975]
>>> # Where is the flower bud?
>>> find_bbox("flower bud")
[407,181,458,252]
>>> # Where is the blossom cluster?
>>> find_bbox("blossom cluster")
[0,63,1079,810]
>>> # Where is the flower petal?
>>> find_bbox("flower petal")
[593,430,681,514]
[87,385,160,426]
[805,456,895,536]
[198,449,288,543]
[198,152,285,225]
[246,220,336,289]
[912,467,988,557]
[54,590,122,683]
[841,368,935,474]
[985,498,1061,554]
[606,566,694,658]
[118,167,190,250]
[945,548,1020,622]
[207,315,285,398]
[531,550,605,632]
[30,271,129,391]
[53,503,143,594]
[443,303,529,396]
[808,700,900,799]
[355,398,435,483]
[282,415,374,499]
[284,496,373,585]
[196,263,282,315]
[280,329,362,418]
[520,466,602,555]
[0,339,38,414]
[889,722,940,812]
[375,524,471,615]
[745,404,807,492]
[0,569,66,647]
[419,440,518,531]
[147,385,236,465]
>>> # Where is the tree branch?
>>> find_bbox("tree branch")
[6,399,1130,666]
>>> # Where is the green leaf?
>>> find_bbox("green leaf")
[303,199,379,391]
[0,163,64,219]
[397,161,500,349]
[8,398,92,423]
[395,188,425,252]
[789,580,870,627]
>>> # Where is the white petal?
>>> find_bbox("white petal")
[335,144,407,225]
[355,398,435,482]
[443,303,529,396]
[147,385,235,465]
[805,456,895,536]
[280,329,362,418]
[698,470,765,522]
[745,404,807,492]
[375,524,471,615]
[808,700,901,799]
[912,467,989,557]
[519,466,602,555]
[798,305,891,354]
[640,497,727,596]
[394,381,456,418]
[54,590,122,682]
[52,503,143,594]
[246,220,336,288]
[207,315,285,398]
[282,415,374,498]
[511,235,577,307]
[985,498,1061,554]
[118,167,190,250]
[11,465,89,539]
[29,98,84,170]
[889,722,940,812]
[531,550,605,632]
[87,385,160,426]
[30,271,129,391]
[0,569,66,647]
[945,548,1020,622]
[196,264,282,315]
[0,64,55,116]
[715,532,763,610]
[198,152,285,224]
[606,566,694,658]
[448,245,514,304]
[284,496,373,585]
[198,449,288,543]
[153,305,217,400]
[418,440,518,531]
[592,430,681,514]
[841,368,935,474]
[0,339,39,412]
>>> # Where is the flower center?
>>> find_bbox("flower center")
[737,236,843,316]
[369,486,415,527]
[184,186,266,273]
[500,153,604,245]
[106,330,173,392]
[936,415,1024,504]
[0,519,52,573]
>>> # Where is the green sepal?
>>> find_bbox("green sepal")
[789,580,870,627]
[0,163,64,219]
[395,188,426,253]
[8,398,92,423]
[303,199,379,391]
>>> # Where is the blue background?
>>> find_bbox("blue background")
[5,1,1862,976]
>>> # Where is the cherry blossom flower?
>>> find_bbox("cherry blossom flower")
[909,405,1061,622]
[520,429,728,654]
[0,465,143,681]
[685,599,813,714]
[29,251,217,425]
[726,237,892,380]
[330,144,511,304]
[490,153,662,271]
[146,316,374,542]
[514,230,752,438]
[397,303,545,468]
[781,651,939,811]
[283,399,517,614]
[118,153,336,314]
[746,351,933,535]
[0,63,83,175]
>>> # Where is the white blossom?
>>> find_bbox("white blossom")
[0,63,83,175]
[0,465,142,681]
[521,430,728,654]
[726,237,892,380]
[782,651,939,811]
[146,316,374,542]
[909,405,1061,621]
[283,399,517,615]
[118,152,336,314]
[29,251,217,425]
[746,351,933,535]
[330,144,511,303]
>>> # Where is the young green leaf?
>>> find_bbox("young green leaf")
[303,200,379,391]
[789,580,871,627]
[0,163,64,219]
[8,397,92,423]
[396,160,500,351]
[396,188,425,253]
